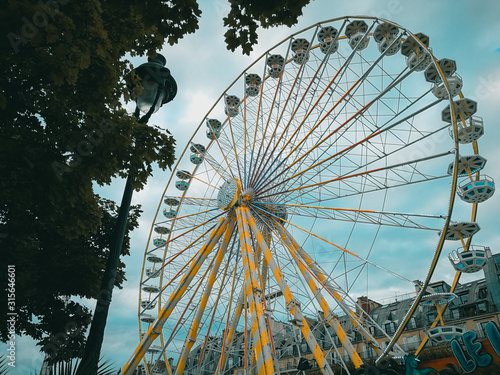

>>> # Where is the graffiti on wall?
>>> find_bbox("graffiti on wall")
[451,321,500,372]
[352,321,500,374]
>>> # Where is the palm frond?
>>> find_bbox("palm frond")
[0,355,11,375]
[31,357,117,375]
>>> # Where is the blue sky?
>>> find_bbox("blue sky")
[3,0,500,373]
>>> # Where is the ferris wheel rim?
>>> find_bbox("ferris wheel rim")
[129,15,487,375]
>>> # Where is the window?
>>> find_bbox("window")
[427,312,437,323]
[406,317,417,330]
[458,293,469,304]
[450,308,460,320]
[434,284,445,293]
[363,345,377,359]
[477,301,488,313]
[384,322,395,335]
[478,288,488,299]
[494,257,500,272]
[403,335,419,351]
[476,322,489,339]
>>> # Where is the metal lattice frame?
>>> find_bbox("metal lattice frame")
[122,16,485,375]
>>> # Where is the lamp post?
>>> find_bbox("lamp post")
[76,54,176,375]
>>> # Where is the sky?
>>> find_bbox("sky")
[4,0,500,373]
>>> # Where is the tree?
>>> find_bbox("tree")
[224,0,311,54]
[0,0,199,359]
[0,0,311,364]
[0,198,141,363]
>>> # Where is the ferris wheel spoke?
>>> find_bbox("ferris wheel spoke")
[267,221,363,368]
[177,220,235,375]
[247,53,287,188]
[249,39,338,188]
[167,196,217,207]
[252,203,417,287]
[259,149,453,203]
[217,249,245,370]
[276,121,449,206]
[124,217,231,372]
[225,115,244,183]
[271,223,383,353]
[248,55,307,188]
[258,202,445,230]
[251,26,373,190]
[155,208,218,227]
[197,146,234,180]
[152,254,218,372]
[240,206,335,375]
[254,65,417,195]
[149,212,225,254]
[276,88,440,194]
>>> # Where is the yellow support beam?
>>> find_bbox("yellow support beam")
[236,207,276,375]
[274,224,381,355]
[243,208,334,375]
[176,219,236,375]
[122,216,230,375]
[273,222,363,368]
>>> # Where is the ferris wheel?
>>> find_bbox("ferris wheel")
[123,16,494,375]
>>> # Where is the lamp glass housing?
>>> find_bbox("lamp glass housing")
[137,77,165,114]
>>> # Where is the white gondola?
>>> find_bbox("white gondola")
[449,115,484,143]
[206,127,220,140]
[449,246,488,273]
[190,154,203,165]
[439,221,480,241]
[225,95,240,117]
[176,168,192,189]
[426,326,465,343]
[424,58,457,83]
[140,313,156,323]
[141,299,157,310]
[441,98,477,123]
[153,237,167,247]
[318,26,338,54]
[457,175,495,203]
[447,155,487,177]
[147,254,162,264]
[401,32,431,71]
[176,170,191,180]
[163,207,177,219]
[267,54,284,78]
[146,267,161,278]
[147,345,163,354]
[432,74,463,99]
[419,292,457,306]
[291,38,310,65]
[142,285,160,293]
[406,49,431,71]
[154,226,170,235]
[373,22,400,55]
[175,180,189,191]
[164,197,180,206]
[190,143,206,154]
[275,204,288,222]
[245,74,262,97]
[206,118,222,140]
[345,20,369,51]
[163,197,179,219]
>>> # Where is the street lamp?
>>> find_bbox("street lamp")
[135,54,177,116]
[76,53,176,375]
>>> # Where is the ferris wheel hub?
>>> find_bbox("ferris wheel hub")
[217,178,242,210]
